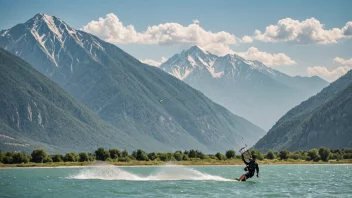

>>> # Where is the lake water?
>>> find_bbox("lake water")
[1,164,351,197]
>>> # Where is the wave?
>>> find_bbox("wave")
[69,164,233,181]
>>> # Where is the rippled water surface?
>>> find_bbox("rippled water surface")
[1,164,351,197]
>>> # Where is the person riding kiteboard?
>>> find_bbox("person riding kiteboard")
[237,148,259,181]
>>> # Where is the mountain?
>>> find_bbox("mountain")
[0,47,140,153]
[253,70,352,152]
[0,14,266,152]
[160,46,328,130]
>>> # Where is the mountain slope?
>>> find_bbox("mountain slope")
[0,14,266,152]
[160,46,328,130]
[253,70,352,152]
[0,47,139,153]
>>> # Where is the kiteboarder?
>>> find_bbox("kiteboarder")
[238,153,259,181]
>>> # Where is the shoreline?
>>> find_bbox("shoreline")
[1,164,352,169]
[1,159,351,168]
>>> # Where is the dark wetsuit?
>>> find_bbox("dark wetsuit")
[242,155,259,179]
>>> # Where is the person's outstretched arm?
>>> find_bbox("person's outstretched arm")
[242,154,249,165]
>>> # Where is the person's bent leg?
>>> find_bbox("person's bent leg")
[239,174,244,181]
[239,174,247,181]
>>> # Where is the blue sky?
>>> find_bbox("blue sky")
[1,0,351,81]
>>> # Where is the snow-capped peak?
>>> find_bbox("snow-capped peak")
[184,45,209,55]
[160,46,218,80]
[25,13,77,38]
[160,46,289,81]
[26,13,58,28]
[0,13,105,72]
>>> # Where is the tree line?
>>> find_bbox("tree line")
[0,147,351,164]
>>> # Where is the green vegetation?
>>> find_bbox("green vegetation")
[95,148,110,161]
[308,149,320,162]
[109,149,121,160]
[79,152,89,162]
[52,154,63,162]
[31,149,47,163]
[319,147,332,162]
[0,150,3,162]
[226,150,235,159]
[215,152,226,160]
[64,152,79,162]
[265,150,275,160]
[279,150,289,160]
[1,147,352,167]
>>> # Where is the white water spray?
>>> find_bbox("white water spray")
[69,164,233,181]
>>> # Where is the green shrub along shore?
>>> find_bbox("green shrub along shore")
[0,147,352,168]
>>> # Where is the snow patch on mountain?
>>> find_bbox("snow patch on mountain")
[30,28,59,67]
[1,30,9,36]
[42,14,63,41]
[187,55,197,67]
[208,67,224,78]
[164,64,194,80]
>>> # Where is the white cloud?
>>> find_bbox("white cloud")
[254,18,352,44]
[241,35,253,43]
[82,13,239,56]
[342,21,352,36]
[307,66,352,82]
[82,13,140,43]
[333,57,352,65]
[140,57,167,67]
[234,47,296,66]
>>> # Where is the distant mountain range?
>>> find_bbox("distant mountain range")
[0,48,139,153]
[160,46,328,130]
[254,70,352,152]
[0,13,266,153]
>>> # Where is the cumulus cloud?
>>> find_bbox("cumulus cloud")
[241,35,253,43]
[234,47,296,66]
[342,21,352,36]
[253,18,352,44]
[140,57,167,67]
[82,13,239,56]
[333,57,352,65]
[307,66,352,82]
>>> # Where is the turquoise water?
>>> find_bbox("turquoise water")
[1,164,351,197]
